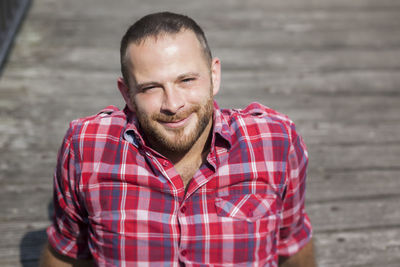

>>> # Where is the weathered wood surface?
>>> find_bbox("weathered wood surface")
[1,0,400,266]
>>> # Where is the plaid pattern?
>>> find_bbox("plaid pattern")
[47,101,312,266]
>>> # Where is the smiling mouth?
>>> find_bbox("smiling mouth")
[159,114,193,128]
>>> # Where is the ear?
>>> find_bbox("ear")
[210,57,221,96]
[117,77,136,111]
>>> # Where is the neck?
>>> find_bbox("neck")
[172,120,212,185]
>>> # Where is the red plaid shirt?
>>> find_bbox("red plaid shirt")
[47,101,312,266]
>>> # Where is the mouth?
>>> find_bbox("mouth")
[159,114,193,129]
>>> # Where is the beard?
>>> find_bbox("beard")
[134,92,214,155]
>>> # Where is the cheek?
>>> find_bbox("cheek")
[133,94,160,115]
[187,84,213,101]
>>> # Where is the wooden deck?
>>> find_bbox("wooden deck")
[1,0,399,266]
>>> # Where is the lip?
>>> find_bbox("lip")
[159,114,193,129]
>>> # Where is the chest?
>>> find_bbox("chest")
[78,139,286,263]
[81,171,282,265]
[174,159,203,188]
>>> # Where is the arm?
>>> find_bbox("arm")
[278,126,315,266]
[39,243,94,267]
[278,239,316,267]
[44,123,92,264]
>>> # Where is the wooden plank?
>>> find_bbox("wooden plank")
[314,228,400,267]
[220,70,400,95]
[209,29,400,51]
[26,0,400,22]
[308,144,400,172]
[0,186,51,222]
[301,121,400,147]
[217,49,400,72]
[202,10,400,33]
[306,170,400,202]
[308,196,400,233]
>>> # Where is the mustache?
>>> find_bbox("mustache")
[152,106,200,122]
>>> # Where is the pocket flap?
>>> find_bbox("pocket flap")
[214,194,277,222]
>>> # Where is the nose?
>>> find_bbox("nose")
[161,84,184,114]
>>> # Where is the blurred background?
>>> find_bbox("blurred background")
[1,0,399,266]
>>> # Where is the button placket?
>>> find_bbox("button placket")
[178,201,189,261]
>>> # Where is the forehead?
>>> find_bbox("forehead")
[126,30,208,76]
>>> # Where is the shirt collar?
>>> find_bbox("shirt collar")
[212,101,232,148]
[123,106,145,148]
[123,101,232,149]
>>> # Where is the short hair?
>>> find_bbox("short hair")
[120,12,212,86]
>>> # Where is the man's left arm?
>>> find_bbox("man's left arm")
[278,239,316,267]
[277,124,316,265]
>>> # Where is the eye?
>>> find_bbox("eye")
[140,85,160,92]
[181,77,196,83]
[142,86,156,91]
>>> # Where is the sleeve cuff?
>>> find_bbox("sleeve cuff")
[277,212,313,256]
[46,225,92,260]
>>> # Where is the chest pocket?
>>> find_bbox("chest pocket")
[214,193,279,223]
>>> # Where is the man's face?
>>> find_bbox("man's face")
[120,30,220,155]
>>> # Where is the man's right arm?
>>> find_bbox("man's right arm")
[39,242,94,267]
[44,123,92,266]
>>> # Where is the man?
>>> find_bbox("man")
[40,12,315,266]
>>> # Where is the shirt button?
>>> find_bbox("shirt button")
[180,206,186,213]
[162,160,168,167]
[181,250,187,256]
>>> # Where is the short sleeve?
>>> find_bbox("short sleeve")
[277,128,313,256]
[46,122,91,259]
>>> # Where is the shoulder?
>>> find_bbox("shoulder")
[220,102,298,142]
[66,105,127,141]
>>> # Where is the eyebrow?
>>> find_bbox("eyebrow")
[176,72,201,80]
